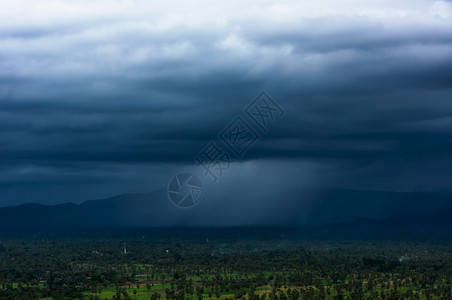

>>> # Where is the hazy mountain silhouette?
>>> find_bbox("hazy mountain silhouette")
[0,187,451,238]
[299,206,452,239]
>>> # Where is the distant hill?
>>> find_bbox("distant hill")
[0,189,173,229]
[0,187,451,238]
[297,206,452,239]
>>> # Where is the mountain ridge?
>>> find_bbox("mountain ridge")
[0,187,451,238]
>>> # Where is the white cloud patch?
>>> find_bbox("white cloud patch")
[1,0,451,89]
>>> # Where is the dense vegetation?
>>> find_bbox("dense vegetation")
[0,229,451,299]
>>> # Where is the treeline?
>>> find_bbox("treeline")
[0,237,451,299]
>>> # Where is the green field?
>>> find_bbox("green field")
[0,231,451,299]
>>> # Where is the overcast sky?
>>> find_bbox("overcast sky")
[1,0,452,206]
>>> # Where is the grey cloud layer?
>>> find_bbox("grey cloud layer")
[1,0,452,204]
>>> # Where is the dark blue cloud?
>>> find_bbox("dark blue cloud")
[1,0,452,205]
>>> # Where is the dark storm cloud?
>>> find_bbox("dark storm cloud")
[1,0,452,204]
